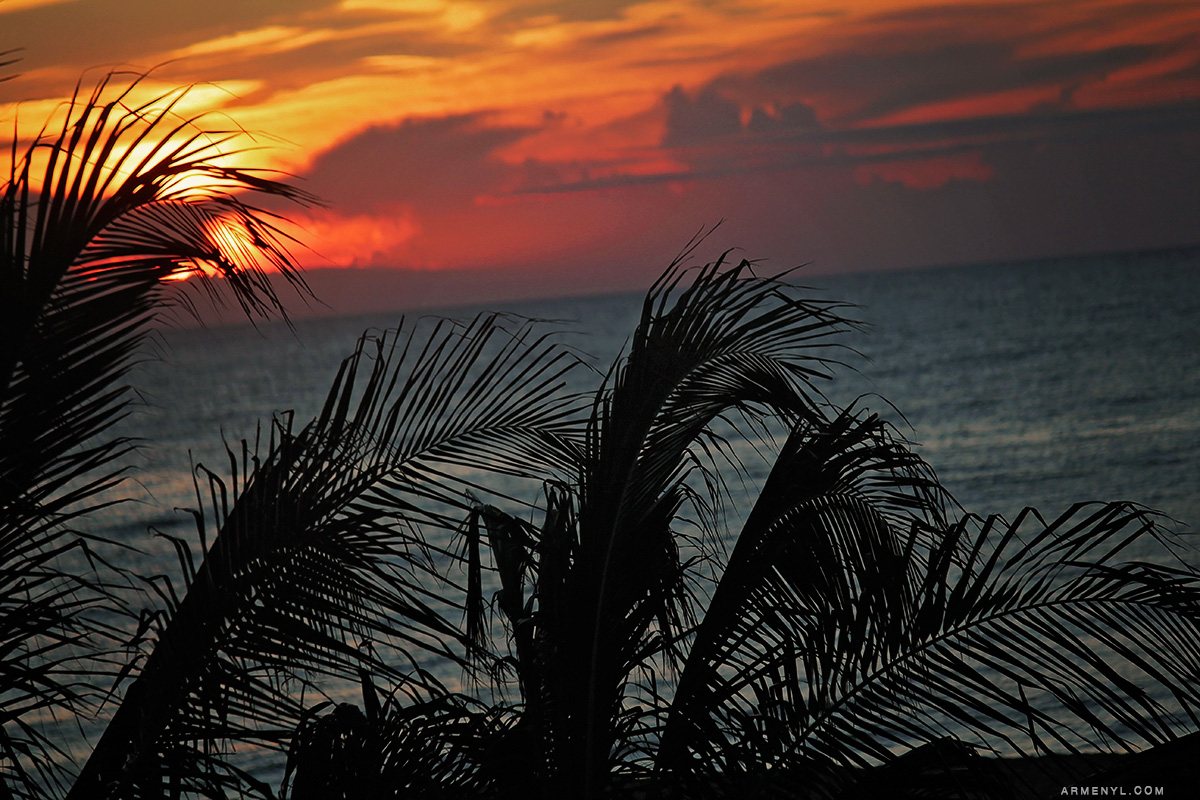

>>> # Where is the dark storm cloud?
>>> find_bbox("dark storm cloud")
[658,87,823,174]
[868,0,1186,38]
[817,100,1200,150]
[661,85,742,146]
[1165,48,1200,81]
[517,93,1200,197]
[730,40,1166,125]
[693,0,1200,129]
[746,102,823,135]
[530,0,1200,198]
[300,113,535,215]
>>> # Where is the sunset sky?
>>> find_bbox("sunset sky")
[4,0,1199,310]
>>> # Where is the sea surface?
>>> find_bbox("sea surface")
[65,245,1200,779]
[120,245,1200,544]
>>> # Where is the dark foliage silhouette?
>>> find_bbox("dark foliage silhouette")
[3,67,1199,800]
[434,248,1200,798]
[268,244,1200,799]
[67,315,581,798]
[1,70,312,797]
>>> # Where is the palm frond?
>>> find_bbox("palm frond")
[216,244,1200,800]
[450,243,863,796]
[580,243,857,655]
[0,49,18,84]
[656,406,1200,796]
[282,684,521,800]
[1,70,313,797]
[67,315,584,798]
[655,405,949,794]
[2,71,315,518]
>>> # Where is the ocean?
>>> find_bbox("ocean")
[120,245,1200,545]
[66,245,1200,781]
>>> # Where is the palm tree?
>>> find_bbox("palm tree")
[5,63,1200,800]
[66,315,583,798]
[273,243,1200,799]
[448,249,1200,798]
[1,69,313,797]
[652,436,1200,797]
[0,65,581,798]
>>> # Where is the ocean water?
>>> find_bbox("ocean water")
[822,248,1200,532]
[62,245,1200,779]
[120,246,1200,544]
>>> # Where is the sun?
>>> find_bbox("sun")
[161,214,273,281]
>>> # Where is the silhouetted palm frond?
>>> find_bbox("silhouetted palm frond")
[445,249,1200,799]
[450,244,864,797]
[282,679,521,800]
[570,246,859,788]
[0,51,18,83]
[656,404,950,795]
[67,315,584,798]
[2,71,315,517]
[1,71,312,796]
[657,421,1200,798]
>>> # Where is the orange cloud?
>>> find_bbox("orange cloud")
[296,206,421,268]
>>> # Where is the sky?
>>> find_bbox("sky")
[3,0,1199,311]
